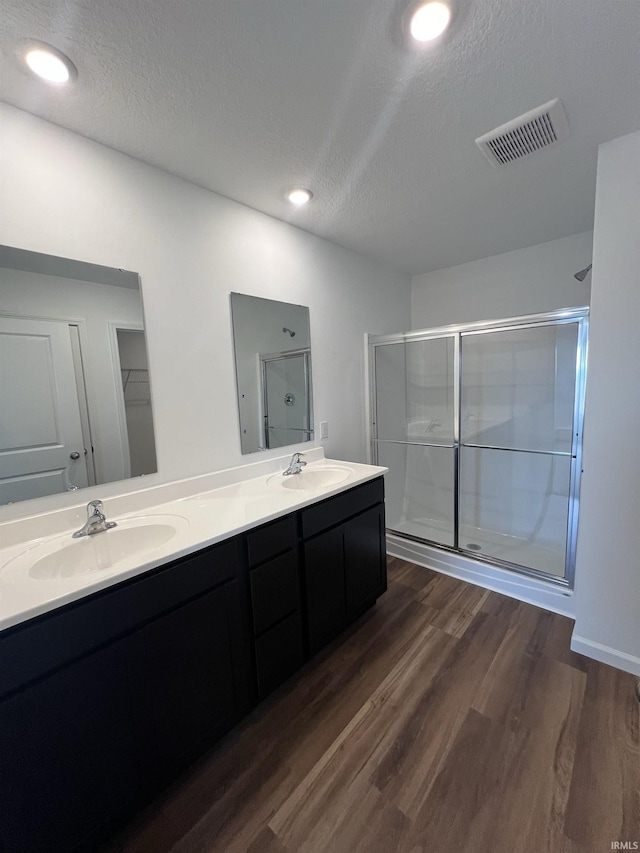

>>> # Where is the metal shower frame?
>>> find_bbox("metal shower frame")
[367,307,589,588]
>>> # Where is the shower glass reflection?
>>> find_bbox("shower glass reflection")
[230,293,313,453]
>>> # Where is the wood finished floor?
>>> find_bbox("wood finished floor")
[101,558,640,853]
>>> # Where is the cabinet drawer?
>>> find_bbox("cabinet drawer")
[250,550,299,636]
[255,611,303,699]
[301,477,384,539]
[0,538,240,698]
[246,514,297,566]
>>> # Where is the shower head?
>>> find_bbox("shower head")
[574,264,592,282]
[283,327,296,337]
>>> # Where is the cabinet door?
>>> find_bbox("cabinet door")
[303,525,347,655]
[255,611,304,699]
[130,581,242,780]
[0,639,140,853]
[345,504,387,619]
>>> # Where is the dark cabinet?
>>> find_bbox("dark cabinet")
[247,517,304,699]
[0,639,141,853]
[0,539,252,853]
[302,479,386,655]
[129,581,243,780]
[254,611,303,698]
[304,524,348,654]
[250,550,299,636]
[124,540,253,787]
[0,476,386,852]
[345,503,387,618]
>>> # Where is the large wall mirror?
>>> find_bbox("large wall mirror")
[0,245,157,506]
[230,293,313,454]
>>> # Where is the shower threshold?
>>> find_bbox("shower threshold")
[388,517,567,581]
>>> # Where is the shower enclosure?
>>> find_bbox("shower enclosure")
[368,308,588,586]
[261,350,312,449]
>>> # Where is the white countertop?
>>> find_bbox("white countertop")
[0,451,386,632]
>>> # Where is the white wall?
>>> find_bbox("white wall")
[572,130,640,675]
[0,102,410,519]
[411,231,593,330]
[1,106,635,672]
[1,267,144,485]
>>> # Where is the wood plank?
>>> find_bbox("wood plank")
[245,826,290,853]
[95,563,639,853]
[268,623,457,850]
[388,558,438,592]
[471,654,586,852]
[542,612,590,672]
[402,707,528,852]
[369,597,521,816]
[563,661,640,849]
[425,582,490,638]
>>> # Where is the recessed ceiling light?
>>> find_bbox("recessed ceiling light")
[19,41,77,84]
[409,2,452,42]
[287,188,313,206]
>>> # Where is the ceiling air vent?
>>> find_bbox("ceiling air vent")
[475,98,570,167]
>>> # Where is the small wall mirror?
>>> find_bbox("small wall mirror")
[230,293,313,454]
[0,245,157,506]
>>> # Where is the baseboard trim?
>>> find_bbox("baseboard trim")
[570,635,640,676]
[387,533,575,618]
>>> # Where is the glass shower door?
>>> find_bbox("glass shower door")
[262,351,312,449]
[459,321,579,577]
[373,335,456,547]
[369,308,587,586]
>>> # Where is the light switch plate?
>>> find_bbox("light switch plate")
[320,421,328,439]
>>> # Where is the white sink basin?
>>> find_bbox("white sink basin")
[5,515,188,581]
[271,465,353,491]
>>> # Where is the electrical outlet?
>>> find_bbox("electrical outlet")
[320,421,328,439]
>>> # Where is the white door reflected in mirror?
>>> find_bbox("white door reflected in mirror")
[0,244,158,507]
[0,316,89,502]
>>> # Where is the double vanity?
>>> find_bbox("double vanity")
[0,450,387,853]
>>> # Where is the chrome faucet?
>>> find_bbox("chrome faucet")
[72,500,117,538]
[283,452,307,476]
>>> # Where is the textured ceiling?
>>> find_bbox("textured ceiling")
[1,0,639,275]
